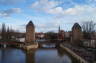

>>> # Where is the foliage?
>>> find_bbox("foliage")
[45,31,58,40]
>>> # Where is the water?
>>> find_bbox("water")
[0,48,72,63]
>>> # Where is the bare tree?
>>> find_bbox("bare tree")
[6,27,12,41]
[1,23,6,41]
[82,21,96,33]
[82,21,96,39]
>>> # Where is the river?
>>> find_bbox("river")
[0,48,73,63]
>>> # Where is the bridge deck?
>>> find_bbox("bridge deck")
[0,42,25,45]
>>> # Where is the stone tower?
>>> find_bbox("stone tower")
[25,21,35,43]
[72,23,82,44]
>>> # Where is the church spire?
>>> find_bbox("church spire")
[58,26,60,32]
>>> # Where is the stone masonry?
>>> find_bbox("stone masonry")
[25,21,35,43]
[71,23,82,45]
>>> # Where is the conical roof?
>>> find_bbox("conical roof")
[27,20,34,27]
[72,23,81,29]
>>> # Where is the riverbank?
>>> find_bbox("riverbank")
[60,44,88,63]
[60,43,96,63]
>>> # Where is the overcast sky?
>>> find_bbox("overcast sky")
[0,0,96,32]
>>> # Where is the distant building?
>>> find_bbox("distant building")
[58,26,65,40]
[83,32,96,48]
[71,23,82,45]
[65,32,70,38]
[65,31,71,41]
[83,40,96,48]
[35,32,45,39]
[25,21,35,43]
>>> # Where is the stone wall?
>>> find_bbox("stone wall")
[71,23,83,45]
[25,21,35,43]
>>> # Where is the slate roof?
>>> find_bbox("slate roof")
[27,20,34,27]
[72,23,81,29]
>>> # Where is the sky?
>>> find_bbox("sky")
[0,0,96,32]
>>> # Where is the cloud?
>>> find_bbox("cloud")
[64,5,95,15]
[29,0,96,32]
[30,0,61,12]
[48,5,96,16]
[0,0,26,5]
[30,0,96,16]
[36,18,62,32]
[47,7,64,14]
[0,8,21,17]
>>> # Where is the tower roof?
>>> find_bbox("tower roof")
[72,23,81,29]
[27,20,34,27]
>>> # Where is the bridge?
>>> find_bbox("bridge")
[38,42,56,48]
[0,41,25,48]
[0,39,62,49]
[37,39,62,48]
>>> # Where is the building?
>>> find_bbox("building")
[71,23,82,45]
[58,26,65,40]
[64,31,71,41]
[25,21,35,43]
[35,32,45,39]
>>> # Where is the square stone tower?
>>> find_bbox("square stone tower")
[25,21,35,43]
[71,23,82,44]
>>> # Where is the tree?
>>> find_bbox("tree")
[6,27,12,41]
[82,21,96,39]
[6,27,17,42]
[0,23,18,42]
[1,23,6,41]
[45,32,58,40]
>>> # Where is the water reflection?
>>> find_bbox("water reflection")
[0,48,25,63]
[26,50,35,63]
[34,49,72,63]
[0,48,72,63]
[57,49,72,63]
